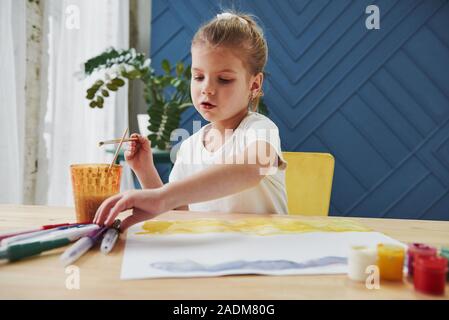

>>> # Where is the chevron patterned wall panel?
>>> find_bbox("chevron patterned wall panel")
[150,0,449,220]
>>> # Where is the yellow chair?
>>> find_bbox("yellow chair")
[282,152,335,216]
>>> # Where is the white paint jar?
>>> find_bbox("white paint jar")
[348,245,377,282]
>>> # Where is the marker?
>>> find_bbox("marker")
[101,220,121,254]
[59,227,108,266]
[1,224,86,247]
[0,223,81,242]
[10,224,100,246]
[0,238,71,262]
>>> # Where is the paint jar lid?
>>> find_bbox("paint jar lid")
[378,243,404,257]
[415,255,448,272]
[408,243,437,256]
[440,247,449,259]
[350,245,376,257]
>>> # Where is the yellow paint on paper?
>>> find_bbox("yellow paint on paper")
[136,217,371,236]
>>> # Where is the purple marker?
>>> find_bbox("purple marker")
[59,227,108,266]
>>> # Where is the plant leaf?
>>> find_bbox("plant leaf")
[176,62,184,77]
[106,83,118,91]
[161,59,171,75]
[86,91,95,100]
[184,66,191,79]
[112,78,125,86]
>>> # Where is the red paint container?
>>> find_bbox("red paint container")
[407,243,437,277]
[413,255,448,296]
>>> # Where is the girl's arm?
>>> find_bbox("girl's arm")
[125,133,184,210]
[162,162,264,210]
[95,141,278,229]
[136,162,188,210]
[163,140,278,209]
[135,165,164,189]
[125,133,164,189]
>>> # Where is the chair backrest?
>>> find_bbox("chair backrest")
[282,152,335,216]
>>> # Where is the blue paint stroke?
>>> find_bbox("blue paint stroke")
[149,256,347,273]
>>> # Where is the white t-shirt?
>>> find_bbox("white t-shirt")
[169,111,289,215]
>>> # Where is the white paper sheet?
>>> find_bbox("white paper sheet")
[121,221,404,280]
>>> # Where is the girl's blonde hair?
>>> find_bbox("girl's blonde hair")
[192,11,268,112]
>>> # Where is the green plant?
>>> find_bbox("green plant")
[144,59,193,150]
[82,47,192,150]
[81,47,269,150]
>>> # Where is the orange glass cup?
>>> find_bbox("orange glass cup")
[70,164,122,223]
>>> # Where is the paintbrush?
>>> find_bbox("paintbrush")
[108,128,129,171]
[98,137,138,147]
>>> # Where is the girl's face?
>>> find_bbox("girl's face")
[190,44,262,125]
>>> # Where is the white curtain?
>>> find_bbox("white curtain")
[35,0,134,206]
[0,0,26,204]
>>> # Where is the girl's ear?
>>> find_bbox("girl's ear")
[250,72,264,94]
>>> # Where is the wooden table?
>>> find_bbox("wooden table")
[0,205,448,300]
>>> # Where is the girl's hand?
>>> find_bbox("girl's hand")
[93,189,167,231]
[125,133,154,175]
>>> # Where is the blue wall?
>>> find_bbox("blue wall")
[150,0,449,220]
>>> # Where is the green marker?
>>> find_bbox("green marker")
[0,238,70,262]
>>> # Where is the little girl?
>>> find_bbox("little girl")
[94,11,288,231]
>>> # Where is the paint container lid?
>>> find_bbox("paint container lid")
[350,245,377,257]
[440,247,449,259]
[408,243,437,256]
[377,243,404,257]
[415,255,448,273]
[349,245,377,263]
